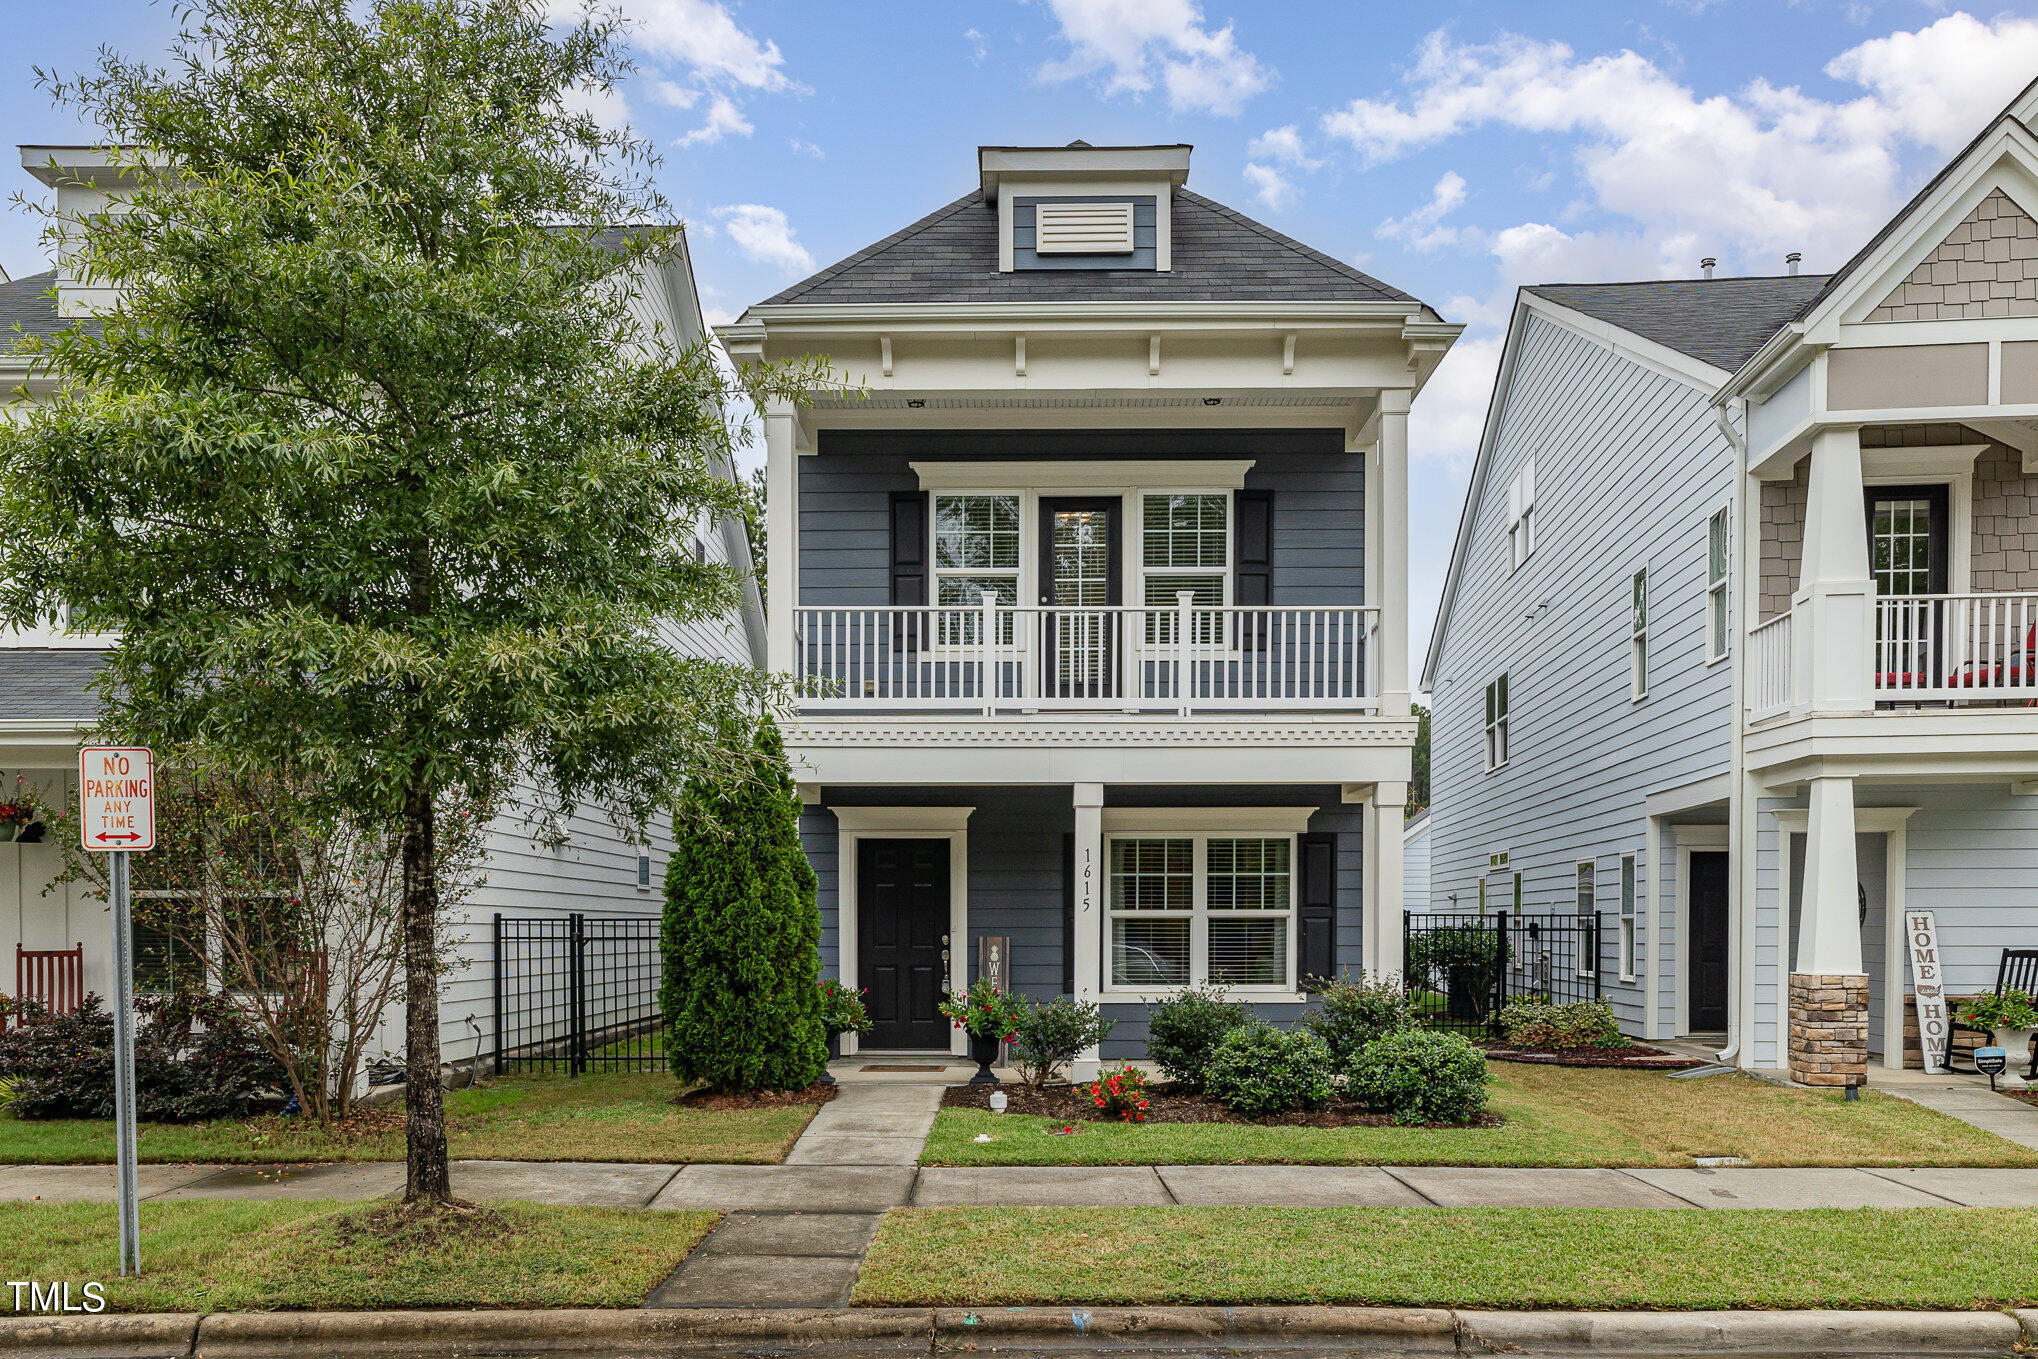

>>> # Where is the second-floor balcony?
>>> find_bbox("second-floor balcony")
[1749,591,2038,719]
[794,598,1378,715]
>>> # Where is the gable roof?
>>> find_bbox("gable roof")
[1523,276,1831,373]
[0,648,105,722]
[759,188,1422,307]
[0,270,70,353]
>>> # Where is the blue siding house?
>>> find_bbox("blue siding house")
[721,142,1460,1069]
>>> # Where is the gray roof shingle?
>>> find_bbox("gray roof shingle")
[1524,275,1833,373]
[0,649,105,722]
[0,270,73,354]
[760,189,1423,307]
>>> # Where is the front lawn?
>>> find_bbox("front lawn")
[3,1199,715,1312]
[922,1064,2038,1167]
[0,1071,825,1165]
[856,1205,2038,1309]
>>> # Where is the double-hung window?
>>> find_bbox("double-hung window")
[1619,853,1638,981]
[1108,833,1293,991]
[1507,459,1536,570]
[1484,674,1510,771]
[1706,509,1729,662]
[1630,569,1649,700]
[1141,493,1229,644]
[932,493,1020,644]
[1575,861,1596,977]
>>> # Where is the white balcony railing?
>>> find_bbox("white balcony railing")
[1875,593,2038,702]
[794,597,1379,714]
[1747,609,1794,719]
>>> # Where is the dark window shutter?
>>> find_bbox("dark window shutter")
[1062,833,1076,994]
[1235,489,1273,650]
[890,491,928,651]
[1299,831,1336,988]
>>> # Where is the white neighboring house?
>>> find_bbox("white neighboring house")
[0,147,764,1078]
[1426,78,2038,1082]
[1401,811,1431,914]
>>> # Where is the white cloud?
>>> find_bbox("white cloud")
[713,203,816,273]
[964,27,989,65]
[1242,162,1296,211]
[1408,332,1501,479]
[788,138,825,159]
[1248,124,1320,167]
[1376,171,1469,252]
[1037,0,1272,116]
[1319,14,2038,274]
[559,81,632,132]
[561,0,798,149]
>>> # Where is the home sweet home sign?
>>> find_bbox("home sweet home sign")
[1906,910,1950,1074]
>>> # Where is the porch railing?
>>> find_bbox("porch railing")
[1747,610,1794,719]
[794,598,1379,714]
[1875,593,2038,702]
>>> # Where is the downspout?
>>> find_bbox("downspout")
[1712,397,1751,1067]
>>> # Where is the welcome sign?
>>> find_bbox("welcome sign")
[1906,910,1949,1074]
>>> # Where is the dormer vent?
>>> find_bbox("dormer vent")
[1035,200,1136,254]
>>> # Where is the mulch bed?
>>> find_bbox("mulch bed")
[1483,1042,1704,1070]
[941,1079,1503,1130]
[676,1081,839,1111]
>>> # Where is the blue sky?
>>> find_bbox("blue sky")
[6,0,2038,658]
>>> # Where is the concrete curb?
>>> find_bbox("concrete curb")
[1,1307,2031,1355]
[1457,1309,2028,1354]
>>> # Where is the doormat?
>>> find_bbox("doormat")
[861,1063,948,1072]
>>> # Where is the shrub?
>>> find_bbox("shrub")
[1145,986,1251,1090]
[1497,997,1630,1051]
[1404,926,1503,1019]
[1202,1022,1336,1118]
[0,993,284,1122]
[938,979,1026,1040]
[1012,996,1115,1087]
[1088,1063,1151,1122]
[662,719,828,1094]
[1348,1028,1490,1126]
[1305,975,1416,1068]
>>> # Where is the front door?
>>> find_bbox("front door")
[1038,497,1122,699]
[858,839,950,1049]
[1688,851,1730,1033]
[1865,485,1950,682]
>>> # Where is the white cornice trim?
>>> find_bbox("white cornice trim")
[1521,293,1731,392]
[828,805,975,832]
[1771,807,1917,834]
[912,459,1254,490]
[1101,806,1317,833]
[1860,444,1988,477]
[730,300,1435,330]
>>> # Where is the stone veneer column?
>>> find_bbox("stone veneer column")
[1788,974,1870,1087]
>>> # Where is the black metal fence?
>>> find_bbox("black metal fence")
[492,912,664,1075]
[1403,910,1604,1037]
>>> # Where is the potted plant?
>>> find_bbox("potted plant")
[939,979,1025,1084]
[0,800,32,844]
[1964,990,2038,1084]
[818,979,872,1077]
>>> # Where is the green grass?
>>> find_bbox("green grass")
[2,1198,714,1312]
[856,1205,2038,1309]
[0,1070,822,1165]
[923,1064,2038,1167]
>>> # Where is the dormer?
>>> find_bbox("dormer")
[978,141,1190,273]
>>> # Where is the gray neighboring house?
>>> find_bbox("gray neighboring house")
[1,148,763,1076]
[1426,78,2038,1082]
[720,141,1460,1070]
[1401,810,1431,913]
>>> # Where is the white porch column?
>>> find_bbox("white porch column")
[1793,426,1873,714]
[1370,781,1407,980]
[1375,391,1411,718]
[1790,774,1869,1087]
[763,401,800,674]
[1069,782,1105,1082]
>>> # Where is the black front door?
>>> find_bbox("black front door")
[1688,851,1730,1033]
[1038,497,1122,699]
[1864,484,1951,599]
[858,839,950,1049]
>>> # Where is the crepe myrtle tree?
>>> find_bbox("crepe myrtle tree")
[0,0,811,1206]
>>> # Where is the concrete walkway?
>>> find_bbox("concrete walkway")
[644,1079,946,1309]
[1871,1065,2038,1151]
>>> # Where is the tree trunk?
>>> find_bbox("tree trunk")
[401,775,451,1204]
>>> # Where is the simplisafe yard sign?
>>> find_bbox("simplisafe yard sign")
[79,747,155,851]
[79,745,153,1280]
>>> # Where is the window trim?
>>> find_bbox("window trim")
[1705,507,1730,665]
[1136,488,1235,651]
[1618,853,1638,982]
[1102,827,1299,1000]
[929,490,1025,652]
[1630,568,1649,701]
[1575,859,1596,979]
[1484,674,1510,772]
[1506,459,1536,572]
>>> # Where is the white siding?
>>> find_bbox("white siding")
[1427,312,1737,1035]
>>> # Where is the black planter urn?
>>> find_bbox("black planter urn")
[968,1031,1003,1084]
[819,1029,843,1085]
